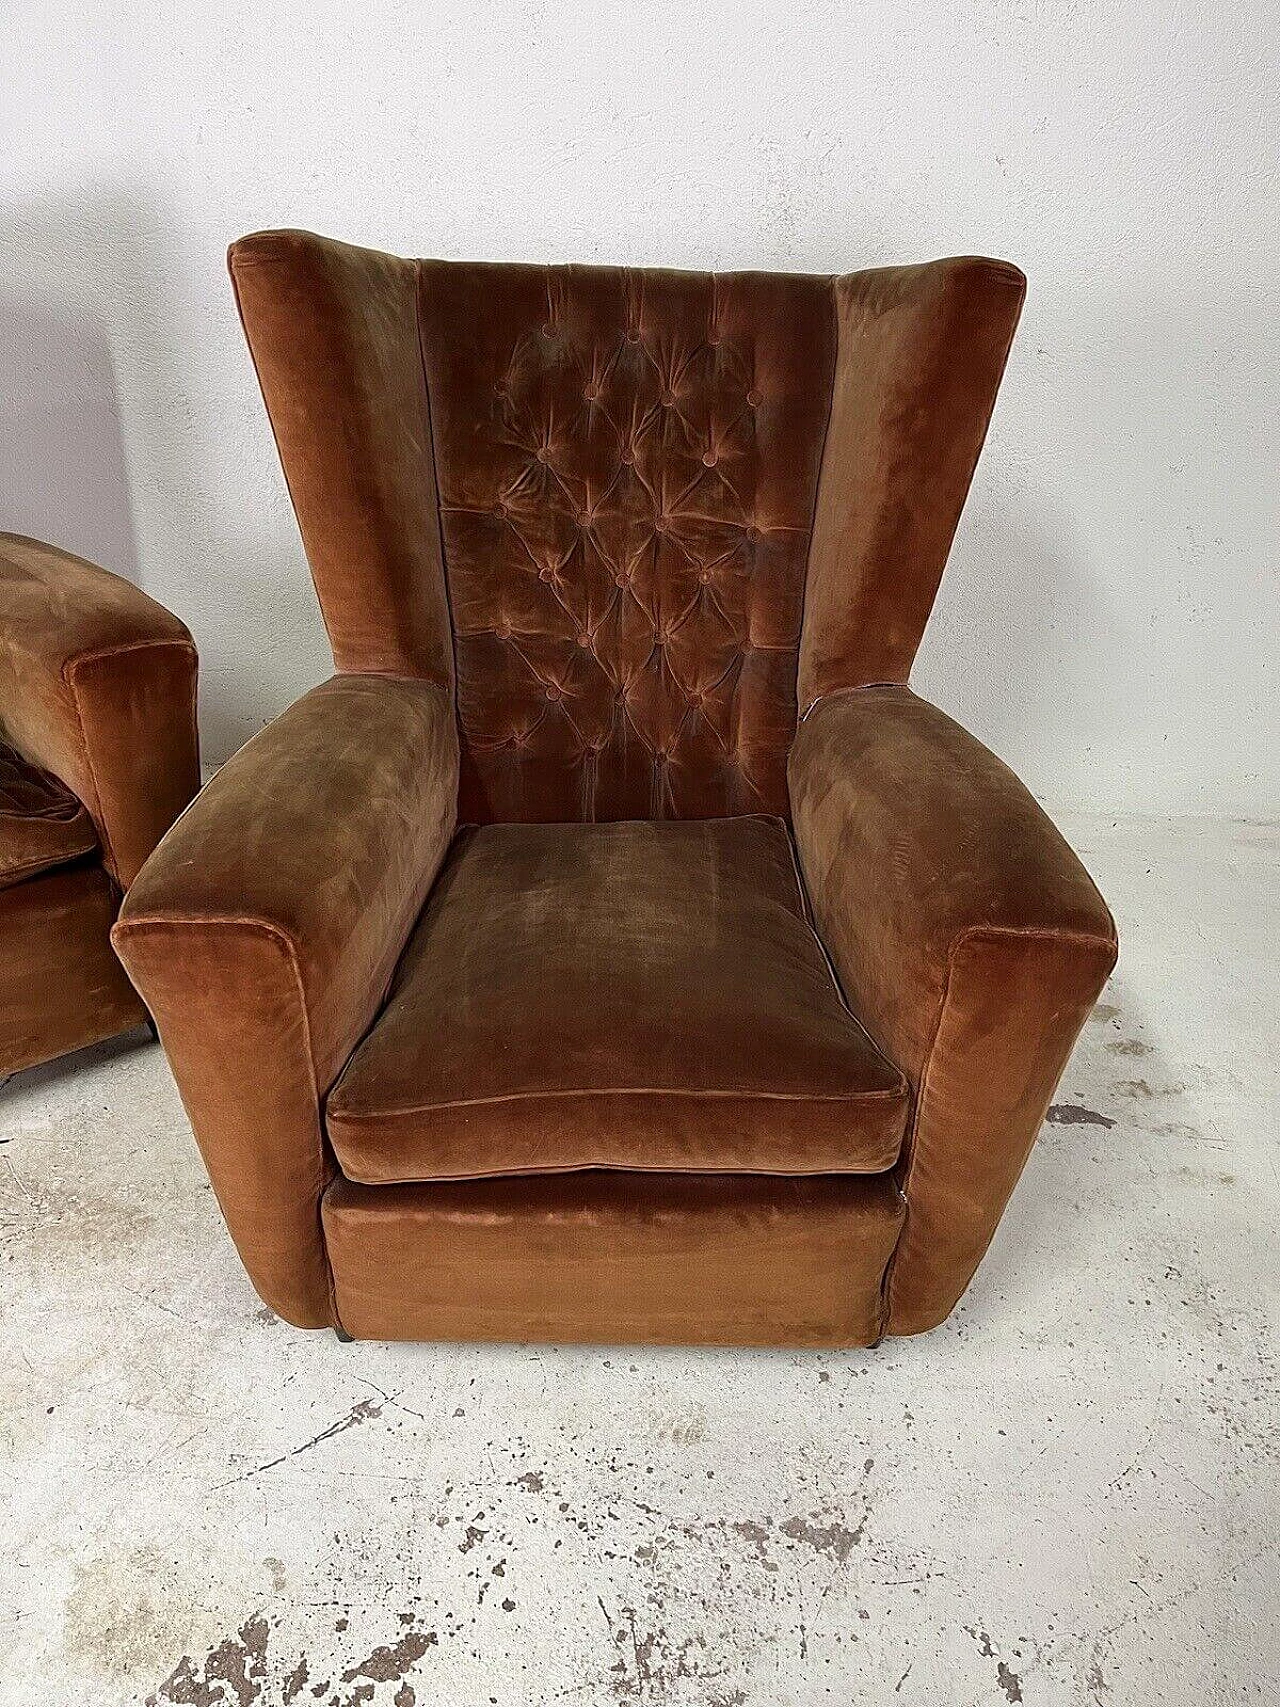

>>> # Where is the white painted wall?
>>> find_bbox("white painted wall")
[3,1,1277,816]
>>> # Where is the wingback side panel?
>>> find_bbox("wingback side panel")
[229,232,455,686]
[417,263,836,822]
[799,260,1025,709]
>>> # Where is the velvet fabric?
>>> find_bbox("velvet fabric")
[227,236,454,687]
[115,674,460,1326]
[800,261,1025,707]
[326,816,907,1183]
[417,261,835,821]
[0,741,97,890]
[113,231,1116,1345]
[0,535,199,1074]
[0,534,200,888]
[323,1170,905,1347]
[788,687,1118,1333]
[0,865,146,1074]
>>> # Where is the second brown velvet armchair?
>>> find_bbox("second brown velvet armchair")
[1,534,199,1075]
[115,233,1117,1346]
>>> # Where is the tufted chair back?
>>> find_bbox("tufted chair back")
[230,235,1024,824]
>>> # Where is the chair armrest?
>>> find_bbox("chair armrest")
[113,673,459,1326]
[789,686,1117,1334]
[0,533,200,886]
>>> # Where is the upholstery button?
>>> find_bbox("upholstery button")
[620,448,635,465]
[708,332,721,347]
[584,384,599,401]
[578,511,593,529]
[702,451,718,467]
[745,525,760,542]
[495,500,508,517]
[747,388,763,406]
[577,632,592,648]
[542,321,555,337]
[539,565,554,581]
[545,685,562,701]
[613,571,628,587]
[535,448,549,463]
[655,515,670,533]
[661,391,676,407]
[698,570,711,584]
[626,328,641,344]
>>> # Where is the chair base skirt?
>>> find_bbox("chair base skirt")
[322,1169,905,1347]
[0,864,146,1076]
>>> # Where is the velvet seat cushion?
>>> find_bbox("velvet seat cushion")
[0,741,97,891]
[325,815,909,1183]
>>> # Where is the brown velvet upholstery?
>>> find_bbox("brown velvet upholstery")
[113,232,1117,1345]
[116,674,459,1326]
[788,688,1117,1333]
[0,865,145,1074]
[324,1171,906,1347]
[0,742,97,891]
[0,535,199,1076]
[0,534,200,888]
[326,816,907,1183]
[417,262,835,821]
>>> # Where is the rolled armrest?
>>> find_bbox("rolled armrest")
[789,686,1117,1334]
[113,673,459,1325]
[0,533,199,887]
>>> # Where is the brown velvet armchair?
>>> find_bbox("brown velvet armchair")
[115,233,1116,1345]
[0,534,199,1075]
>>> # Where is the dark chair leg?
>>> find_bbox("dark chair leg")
[334,1326,354,1343]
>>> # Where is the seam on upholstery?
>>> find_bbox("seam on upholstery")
[63,635,197,676]
[951,921,1119,956]
[319,1175,343,1330]
[793,274,841,729]
[799,680,909,722]
[880,935,957,1329]
[329,1081,910,1121]
[782,819,910,1100]
[227,253,292,269]
[881,918,1119,1326]
[331,1153,906,1187]
[413,257,461,718]
[438,504,808,534]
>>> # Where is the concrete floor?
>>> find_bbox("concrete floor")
[0,813,1275,1705]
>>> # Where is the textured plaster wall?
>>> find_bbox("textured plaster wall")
[2,1,1277,815]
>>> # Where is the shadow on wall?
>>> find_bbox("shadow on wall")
[0,275,139,582]
[0,188,334,762]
